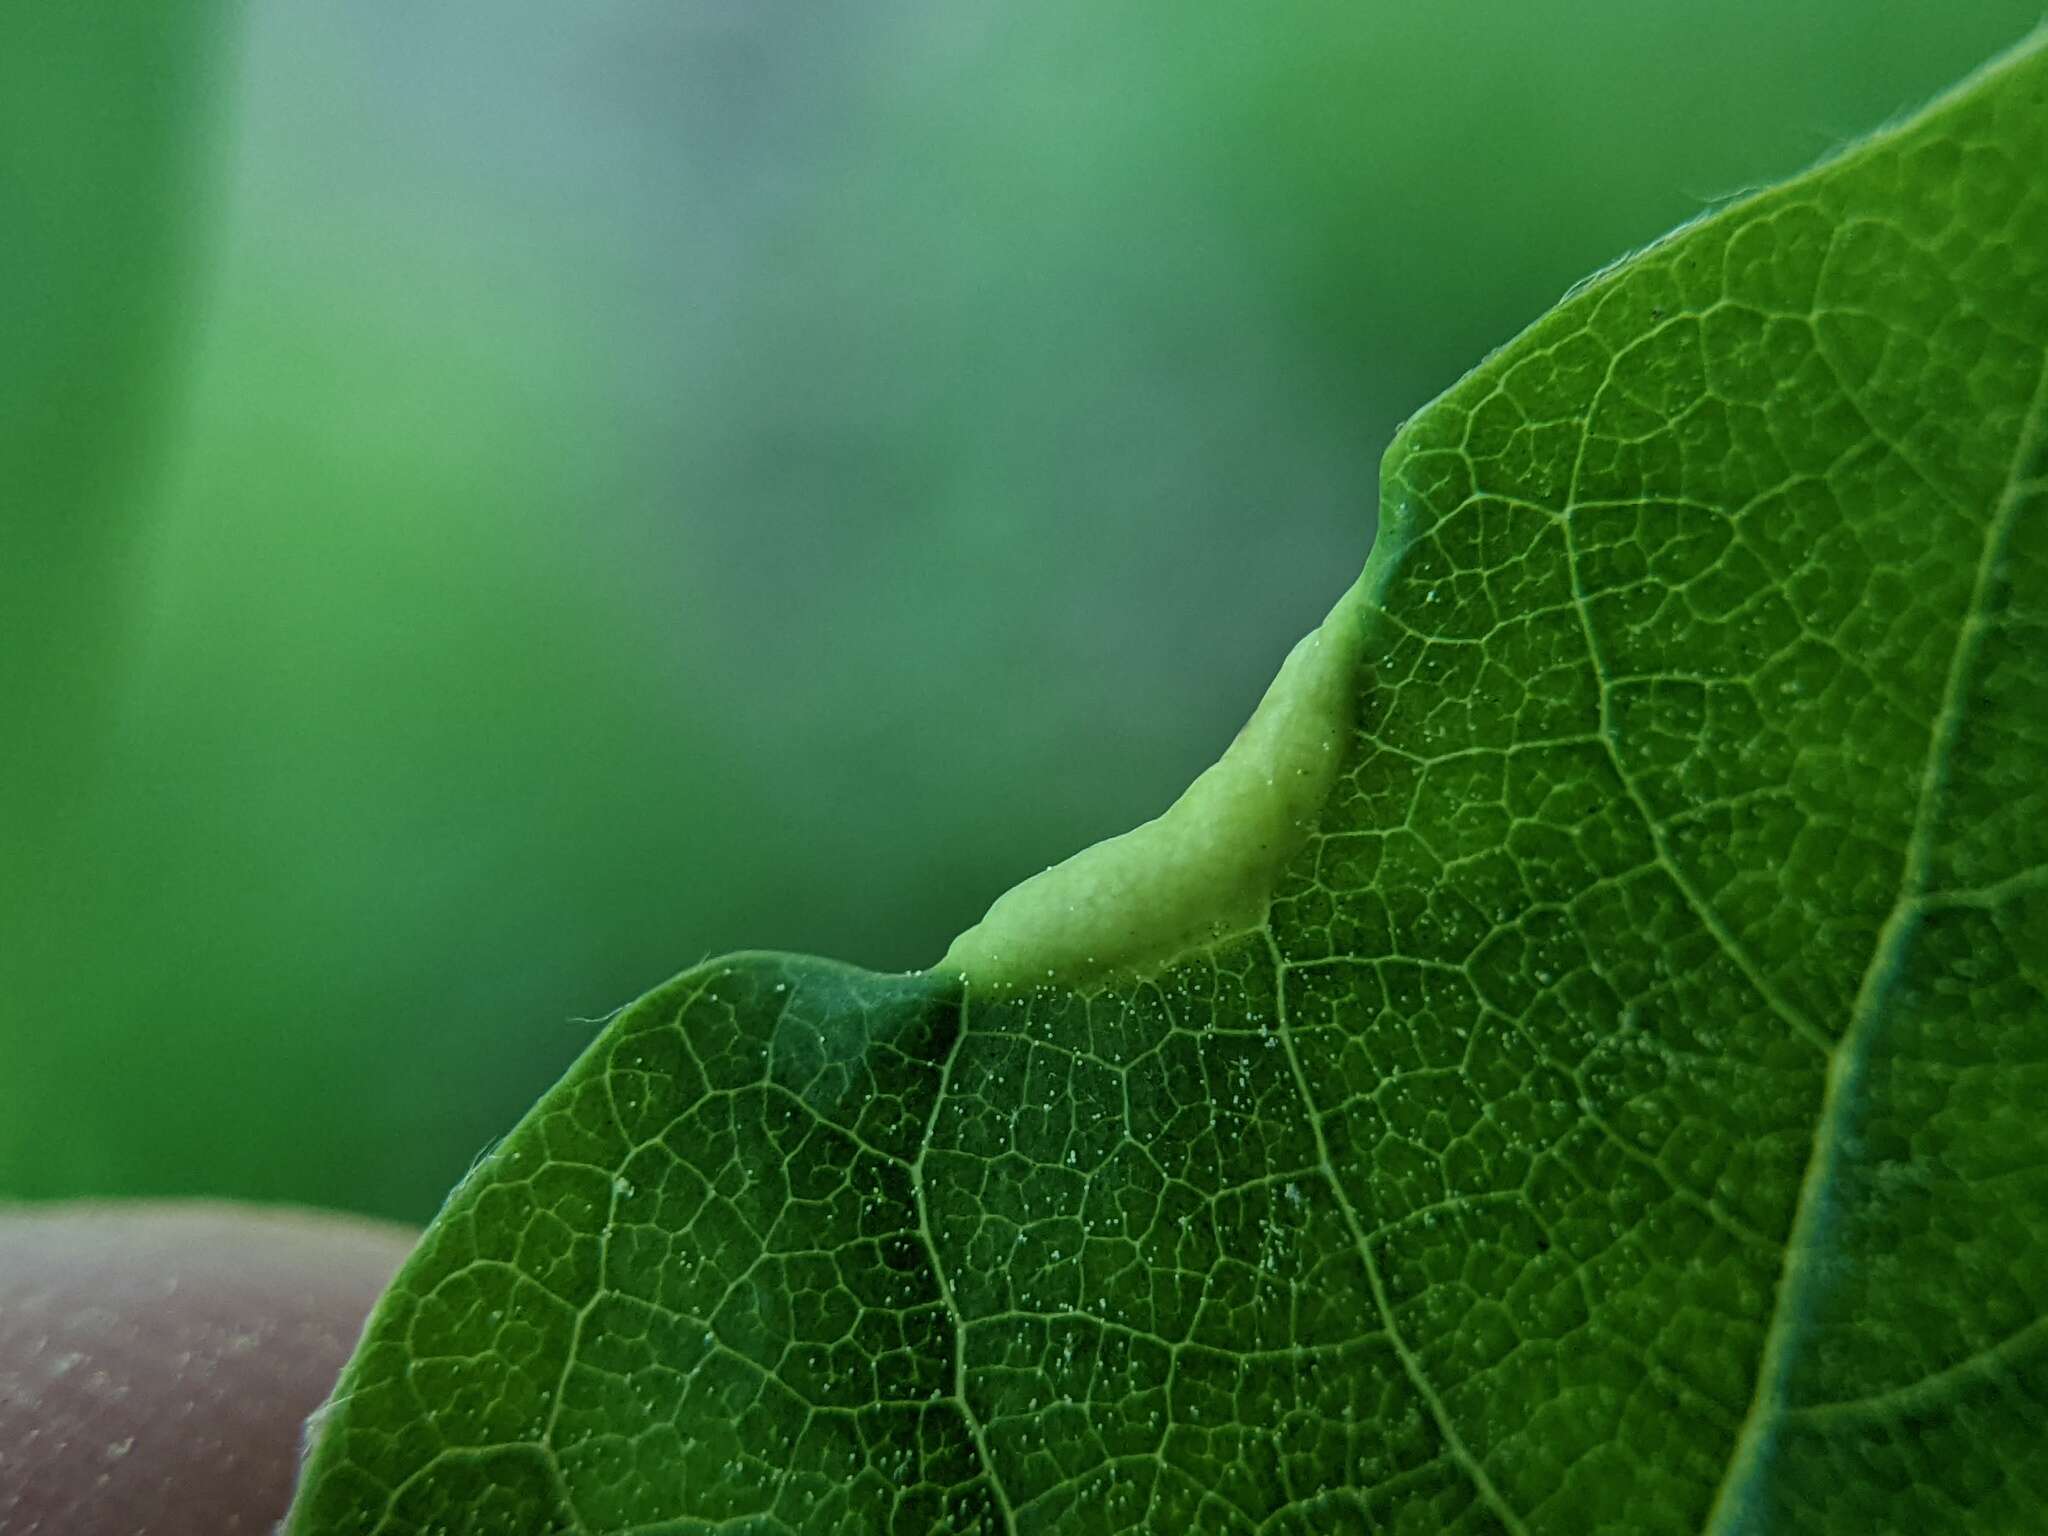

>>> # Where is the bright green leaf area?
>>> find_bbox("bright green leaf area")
[291,34,2048,1536]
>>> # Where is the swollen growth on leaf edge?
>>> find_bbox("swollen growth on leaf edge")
[936,551,1396,990]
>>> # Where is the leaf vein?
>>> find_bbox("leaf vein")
[1700,335,2048,1535]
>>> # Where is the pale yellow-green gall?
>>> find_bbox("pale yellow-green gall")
[935,571,1373,988]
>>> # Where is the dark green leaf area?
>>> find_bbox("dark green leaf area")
[292,34,2048,1536]
[1358,36,2048,1532]
[300,959,998,1533]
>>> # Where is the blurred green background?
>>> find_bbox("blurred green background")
[5,2,2040,1223]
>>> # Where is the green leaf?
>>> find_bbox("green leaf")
[0,3,234,1190]
[0,3,230,840]
[289,32,2048,1535]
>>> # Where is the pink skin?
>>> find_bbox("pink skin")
[0,1203,417,1535]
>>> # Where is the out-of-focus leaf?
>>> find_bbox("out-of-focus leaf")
[0,5,233,1184]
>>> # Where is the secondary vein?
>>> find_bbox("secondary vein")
[909,982,1020,1536]
[1699,341,2048,1535]
[1263,930,1532,1536]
